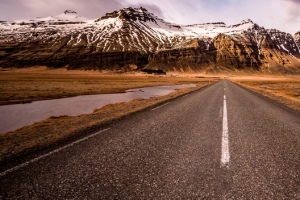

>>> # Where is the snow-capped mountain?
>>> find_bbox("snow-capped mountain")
[0,7,299,73]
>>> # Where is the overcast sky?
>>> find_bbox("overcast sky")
[0,0,299,34]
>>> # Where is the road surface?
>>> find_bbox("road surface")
[1,79,300,199]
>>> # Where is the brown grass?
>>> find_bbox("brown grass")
[0,66,218,105]
[0,67,220,161]
[229,75,300,112]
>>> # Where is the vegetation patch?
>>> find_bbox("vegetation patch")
[0,67,220,162]
[229,76,300,112]
[0,67,217,105]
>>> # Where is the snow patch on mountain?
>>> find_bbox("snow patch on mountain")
[0,7,299,59]
[36,10,87,21]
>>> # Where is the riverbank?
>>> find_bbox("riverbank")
[0,66,217,105]
[0,76,219,163]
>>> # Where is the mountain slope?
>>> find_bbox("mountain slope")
[0,7,299,73]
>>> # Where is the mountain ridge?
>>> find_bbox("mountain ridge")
[0,7,299,74]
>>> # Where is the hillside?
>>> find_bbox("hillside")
[0,7,300,73]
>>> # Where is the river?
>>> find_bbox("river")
[0,84,196,134]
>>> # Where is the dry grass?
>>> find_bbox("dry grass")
[229,75,300,112]
[0,85,209,161]
[0,67,220,161]
[0,67,217,105]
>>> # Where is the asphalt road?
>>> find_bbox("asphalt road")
[1,79,300,199]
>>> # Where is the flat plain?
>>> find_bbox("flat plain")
[0,67,220,163]
[1,79,299,199]
[229,75,300,112]
[0,67,216,105]
[1,68,300,171]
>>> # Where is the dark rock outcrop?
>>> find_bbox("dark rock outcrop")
[295,31,300,49]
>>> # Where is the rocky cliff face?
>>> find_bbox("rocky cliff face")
[295,32,300,49]
[0,7,299,73]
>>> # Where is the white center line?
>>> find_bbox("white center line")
[151,102,170,111]
[221,94,230,167]
[0,128,110,177]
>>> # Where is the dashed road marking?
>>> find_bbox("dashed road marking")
[0,128,110,176]
[221,95,230,167]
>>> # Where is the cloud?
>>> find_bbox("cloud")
[285,0,300,3]
[132,0,300,34]
[125,2,165,19]
[0,0,125,20]
[0,0,29,21]
[0,0,165,21]
[282,0,300,22]
[0,0,299,34]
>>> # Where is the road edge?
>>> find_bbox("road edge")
[0,82,218,173]
[229,81,300,117]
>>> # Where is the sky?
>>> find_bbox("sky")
[0,0,299,34]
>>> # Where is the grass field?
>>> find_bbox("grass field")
[0,67,217,105]
[229,75,300,112]
[0,67,220,162]
[1,67,299,163]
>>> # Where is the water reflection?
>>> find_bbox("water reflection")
[0,84,196,134]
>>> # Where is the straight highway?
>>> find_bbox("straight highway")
[1,79,299,199]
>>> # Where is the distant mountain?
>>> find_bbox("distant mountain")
[0,7,300,74]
